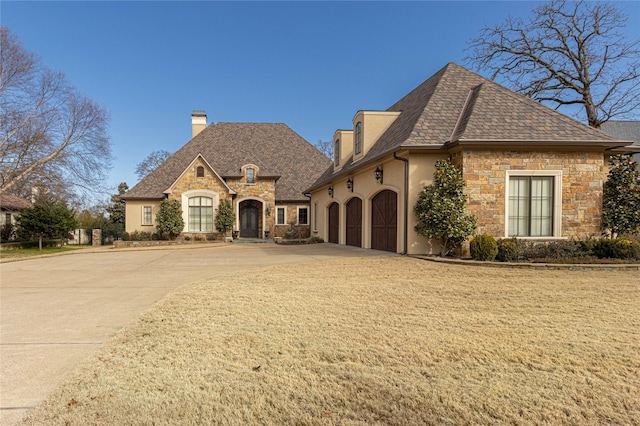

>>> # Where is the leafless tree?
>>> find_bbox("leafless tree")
[135,149,171,180]
[314,139,333,159]
[466,0,640,128]
[0,26,112,199]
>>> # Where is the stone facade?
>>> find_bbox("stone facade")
[272,203,311,238]
[454,150,605,239]
[169,158,232,203]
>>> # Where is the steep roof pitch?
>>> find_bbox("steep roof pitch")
[308,62,629,190]
[0,193,32,211]
[123,122,331,201]
[600,121,640,161]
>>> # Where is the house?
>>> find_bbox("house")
[305,63,638,254]
[0,193,32,239]
[121,113,331,239]
[600,121,640,164]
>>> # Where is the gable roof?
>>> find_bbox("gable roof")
[0,193,32,211]
[308,62,632,190]
[123,122,331,201]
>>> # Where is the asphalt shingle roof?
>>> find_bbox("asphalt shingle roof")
[308,62,628,190]
[123,122,331,201]
[0,193,32,211]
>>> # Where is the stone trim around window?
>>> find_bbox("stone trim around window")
[504,170,563,238]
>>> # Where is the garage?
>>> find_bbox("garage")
[328,202,339,244]
[345,197,362,247]
[371,190,397,252]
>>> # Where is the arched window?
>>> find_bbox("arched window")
[196,166,204,177]
[355,122,362,155]
[334,139,340,166]
[188,196,213,232]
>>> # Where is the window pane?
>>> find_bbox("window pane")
[298,208,308,225]
[143,206,152,225]
[530,177,553,236]
[508,177,529,237]
[277,207,285,225]
[246,168,255,184]
[508,176,554,237]
[188,197,214,231]
[334,139,340,166]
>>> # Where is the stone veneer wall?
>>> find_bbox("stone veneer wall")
[169,158,232,203]
[452,150,606,239]
[272,204,311,238]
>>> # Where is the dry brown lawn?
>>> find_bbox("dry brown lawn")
[23,256,639,425]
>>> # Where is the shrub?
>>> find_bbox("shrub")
[206,234,217,241]
[610,238,640,259]
[496,238,520,262]
[194,234,204,242]
[307,236,324,244]
[129,231,152,241]
[184,235,191,241]
[1,223,15,242]
[470,234,498,261]
[121,231,130,241]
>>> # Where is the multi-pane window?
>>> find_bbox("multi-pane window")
[5,213,12,225]
[298,207,309,225]
[142,206,152,225]
[246,168,255,184]
[334,139,340,166]
[508,176,554,237]
[188,196,213,232]
[355,122,362,155]
[276,207,286,225]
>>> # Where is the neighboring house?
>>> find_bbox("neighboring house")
[600,121,640,164]
[122,113,331,239]
[0,193,32,239]
[305,63,638,254]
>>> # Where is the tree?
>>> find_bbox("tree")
[215,198,234,236]
[0,27,112,198]
[602,155,640,238]
[155,199,184,240]
[414,159,477,257]
[466,0,640,128]
[314,139,333,159]
[16,201,78,250]
[105,182,128,230]
[135,150,171,180]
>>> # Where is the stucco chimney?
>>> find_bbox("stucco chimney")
[191,110,207,137]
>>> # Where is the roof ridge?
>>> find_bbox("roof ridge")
[449,83,483,143]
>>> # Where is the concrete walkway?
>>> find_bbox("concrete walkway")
[0,243,392,425]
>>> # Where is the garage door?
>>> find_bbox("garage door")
[328,202,339,244]
[371,190,397,252]
[346,197,362,247]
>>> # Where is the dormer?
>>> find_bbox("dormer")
[333,129,353,172]
[241,164,259,184]
[351,111,401,161]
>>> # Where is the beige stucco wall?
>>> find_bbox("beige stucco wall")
[333,130,353,172]
[453,150,606,239]
[352,111,401,161]
[125,199,162,233]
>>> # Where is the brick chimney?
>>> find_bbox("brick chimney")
[191,110,207,137]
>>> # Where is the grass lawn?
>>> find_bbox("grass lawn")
[0,245,89,261]
[23,256,639,425]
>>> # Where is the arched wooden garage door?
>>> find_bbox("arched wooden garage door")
[346,197,362,247]
[328,202,339,244]
[371,190,397,252]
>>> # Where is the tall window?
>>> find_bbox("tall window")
[508,176,554,237]
[188,196,213,232]
[246,168,255,184]
[298,207,309,225]
[334,139,340,166]
[355,122,362,155]
[276,207,286,225]
[196,166,205,177]
[5,213,12,225]
[143,206,152,225]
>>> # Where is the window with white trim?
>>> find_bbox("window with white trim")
[188,196,213,232]
[142,206,152,225]
[298,206,309,225]
[276,207,286,225]
[506,171,562,237]
[354,122,362,155]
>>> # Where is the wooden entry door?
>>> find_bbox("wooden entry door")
[371,190,397,252]
[345,197,362,247]
[328,202,339,244]
[240,205,259,238]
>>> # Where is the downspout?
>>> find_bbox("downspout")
[393,151,409,255]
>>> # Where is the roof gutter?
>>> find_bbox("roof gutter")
[393,151,409,255]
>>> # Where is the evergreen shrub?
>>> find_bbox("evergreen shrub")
[470,234,498,261]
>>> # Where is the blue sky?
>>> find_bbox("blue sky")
[2,1,639,202]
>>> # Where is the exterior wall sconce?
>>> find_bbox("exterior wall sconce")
[346,178,354,192]
[374,166,383,184]
[328,186,334,197]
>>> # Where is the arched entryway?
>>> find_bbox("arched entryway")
[328,202,339,244]
[371,190,397,252]
[345,197,362,247]
[239,200,261,238]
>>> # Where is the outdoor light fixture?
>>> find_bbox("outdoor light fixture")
[328,186,334,197]
[346,178,353,192]
[374,166,383,184]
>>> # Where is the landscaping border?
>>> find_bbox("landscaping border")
[411,255,640,271]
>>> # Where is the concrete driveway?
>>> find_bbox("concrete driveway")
[0,243,392,425]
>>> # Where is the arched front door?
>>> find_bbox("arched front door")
[371,190,397,252]
[346,197,362,247]
[328,202,339,244]
[240,205,259,238]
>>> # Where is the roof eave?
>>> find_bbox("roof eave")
[445,139,632,149]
